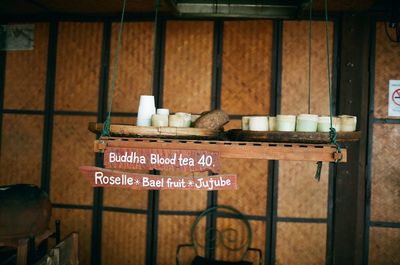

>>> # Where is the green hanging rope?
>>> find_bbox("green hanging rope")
[315,0,342,182]
[101,0,128,137]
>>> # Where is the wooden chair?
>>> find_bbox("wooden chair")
[176,205,262,265]
[33,232,79,265]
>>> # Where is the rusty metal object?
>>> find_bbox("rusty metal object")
[0,184,52,247]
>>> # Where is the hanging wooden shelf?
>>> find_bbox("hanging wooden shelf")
[93,137,346,163]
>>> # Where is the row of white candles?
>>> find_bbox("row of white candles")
[242,114,357,132]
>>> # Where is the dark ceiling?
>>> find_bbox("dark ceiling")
[0,0,395,19]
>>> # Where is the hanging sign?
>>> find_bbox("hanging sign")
[104,147,220,173]
[79,166,237,190]
[389,80,400,117]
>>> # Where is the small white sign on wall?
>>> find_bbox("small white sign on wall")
[388,80,400,117]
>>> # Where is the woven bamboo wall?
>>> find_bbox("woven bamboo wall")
[275,223,326,265]
[221,20,273,115]
[102,211,147,265]
[281,21,333,115]
[55,22,102,112]
[219,158,268,216]
[50,208,92,265]
[369,227,400,265]
[163,21,213,113]
[0,114,43,186]
[3,23,48,110]
[374,22,400,118]
[50,115,95,205]
[108,22,154,113]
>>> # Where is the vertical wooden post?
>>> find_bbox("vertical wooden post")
[333,14,370,265]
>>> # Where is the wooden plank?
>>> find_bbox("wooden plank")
[104,147,220,173]
[88,122,220,139]
[227,129,361,143]
[79,166,237,190]
[94,137,347,163]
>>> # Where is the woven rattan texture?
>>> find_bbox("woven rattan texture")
[374,22,400,118]
[50,208,92,265]
[157,215,197,265]
[371,124,400,222]
[55,22,102,112]
[163,21,213,113]
[278,161,329,218]
[0,114,43,186]
[276,223,326,265]
[3,23,48,110]
[219,158,268,216]
[369,227,400,265]
[221,20,273,115]
[101,211,147,265]
[108,22,154,113]
[50,116,95,205]
[281,21,333,115]
[158,171,208,211]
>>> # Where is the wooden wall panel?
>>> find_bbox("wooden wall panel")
[108,22,154,113]
[219,158,268,216]
[102,212,147,265]
[371,124,400,222]
[163,21,213,114]
[50,115,95,205]
[221,20,273,115]
[281,21,333,115]
[103,188,148,209]
[159,171,208,211]
[50,208,92,265]
[55,22,103,112]
[3,23,48,110]
[369,227,400,265]
[278,161,329,218]
[157,215,197,265]
[374,22,400,118]
[0,114,43,186]
[276,223,326,265]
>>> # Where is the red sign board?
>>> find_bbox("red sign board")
[80,166,237,191]
[104,147,220,173]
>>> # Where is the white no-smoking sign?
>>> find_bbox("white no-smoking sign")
[389,80,400,117]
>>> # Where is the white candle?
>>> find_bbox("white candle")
[241,116,251,130]
[151,114,168,127]
[249,116,269,131]
[276,115,296,132]
[296,114,318,132]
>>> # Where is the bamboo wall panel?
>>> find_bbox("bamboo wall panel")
[50,208,92,265]
[50,115,95,205]
[102,212,147,265]
[374,22,400,118]
[221,20,273,115]
[157,215,197,265]
[223,119,241,130]
[108,22,154,113]
[371,124,400,222]
[103,187,148,209]
[219,158,268,216]
[278,161,329,218]
[0,114,43,186]
[159,171,208,211]
[163,21,213,113]
[55,22,102,112]
[369,227,400,265]
[3,23,48,110]
[281,21,333,115]
[275,223,326,265]
[215,219,266,263]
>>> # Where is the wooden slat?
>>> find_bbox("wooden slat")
[228,129,361,144]
[88,122,220,139]
[94,137,347,163]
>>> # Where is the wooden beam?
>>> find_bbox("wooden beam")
[94,137,347,163]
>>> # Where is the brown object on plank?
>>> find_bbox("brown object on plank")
[88,122,221,139]
[193,110,229,130]
[227,129,361,144]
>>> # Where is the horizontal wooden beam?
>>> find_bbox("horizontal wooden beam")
[94,137,347,163]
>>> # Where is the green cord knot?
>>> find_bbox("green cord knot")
[101,117,111,137]
[314,161,323,182]
[329,127,342,163]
